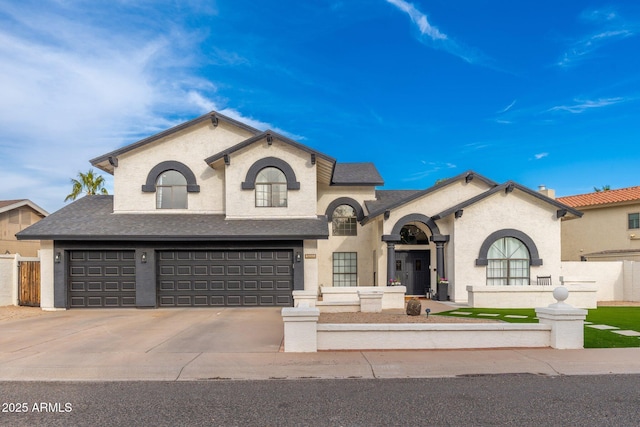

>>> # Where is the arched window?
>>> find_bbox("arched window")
[399,224,429,245]
[156,170,187,209]
[256,167,287,207]
[487,237,530,286]
[332,205,357,236]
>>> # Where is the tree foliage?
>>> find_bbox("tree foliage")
[593,185,611,192]
[64,169,109,201]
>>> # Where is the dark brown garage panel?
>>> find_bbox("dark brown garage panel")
[157,250,293,307]
[68,250,136,308]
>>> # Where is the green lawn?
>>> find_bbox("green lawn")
[438,307,640,348]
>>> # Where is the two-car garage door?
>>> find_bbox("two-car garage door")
[67,249,294,308]
[157,250,293,307]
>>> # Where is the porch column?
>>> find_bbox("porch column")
[386,242,396,285]
[430,234,450,281]
[382,235,400,286]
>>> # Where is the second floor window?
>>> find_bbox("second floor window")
[629,213,639,229]
[332,204,357,236]
[256,167,287,207]
[156,170,187,209]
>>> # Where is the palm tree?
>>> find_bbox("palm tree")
[64,169,109,201]
[593,185,611,192]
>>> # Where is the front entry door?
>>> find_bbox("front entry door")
[395,251,430,296]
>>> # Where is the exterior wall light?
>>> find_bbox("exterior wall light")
[141,252,147,263]
[296,252,301,263]
[55,252,61,263]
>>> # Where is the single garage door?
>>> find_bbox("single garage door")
[68,250,136,308]
[157,250,293,307]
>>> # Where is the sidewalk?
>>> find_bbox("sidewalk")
[1,305,640,381]
[2,347,640,381]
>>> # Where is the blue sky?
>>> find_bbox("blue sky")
[1,0,640,213]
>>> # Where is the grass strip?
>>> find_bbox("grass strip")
[438,307,640,348]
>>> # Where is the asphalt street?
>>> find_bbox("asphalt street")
[1,375,639,426]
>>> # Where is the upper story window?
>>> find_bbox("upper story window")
[629,213,639,229]
[486,237,530,286]
[156,170,187,209]
[332,205,357,236]
[256,167,287,207]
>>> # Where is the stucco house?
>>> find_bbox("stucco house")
[17,111,581,310]
[558,186,640,262]
[0,199,48,257]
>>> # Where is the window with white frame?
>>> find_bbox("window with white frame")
[486,237,530,286]
[333,252,357,287]
[629,213,639,229]
[256,167,287,207]
[332,204,357,236]
[156,170,188,209]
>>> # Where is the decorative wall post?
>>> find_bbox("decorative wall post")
[535,287,588,349]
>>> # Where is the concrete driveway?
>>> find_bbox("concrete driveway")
[1,307,284,354]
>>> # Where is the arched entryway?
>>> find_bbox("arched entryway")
[382,214,449,297]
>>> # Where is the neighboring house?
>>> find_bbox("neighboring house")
[0,200,48,257]
[558,186,640,261]
[17,112,581,309]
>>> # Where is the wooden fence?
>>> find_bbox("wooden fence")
[19,261,40,307]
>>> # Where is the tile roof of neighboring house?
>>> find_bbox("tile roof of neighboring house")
[332,163,384,186]
[16,196,328,241]
[557,186,640,208]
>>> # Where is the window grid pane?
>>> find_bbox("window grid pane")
[333,252,357,287]
[629,213,639,229]
[487,237,530,286]
[156,171,188,210]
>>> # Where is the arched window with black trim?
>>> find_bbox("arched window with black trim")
[256,167,287,207]
[332,204,357,236]
[156,170,187,209]
[487,237,530,286]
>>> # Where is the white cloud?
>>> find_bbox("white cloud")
[0,2,284,212]
[534,152,549,160]
[557,8,637,67]
[547,97,624,114]
[384,0,486,65]
[497,100,517,114]
[385,0,446,41]
[403,161,456,182]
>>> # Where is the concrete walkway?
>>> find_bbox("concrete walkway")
[1,306,640,381]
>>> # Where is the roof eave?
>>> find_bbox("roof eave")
[91,111,263,174]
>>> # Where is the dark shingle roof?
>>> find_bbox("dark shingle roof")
[431,181,583,220]
[16,196,329,241]
[205,130,335,166]
[365,190,421,214]
[332,163,384,186]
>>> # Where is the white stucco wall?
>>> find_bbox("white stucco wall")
[0,254,17,306]
[316,185,379,288]
[561,261,625,301]
[303,240,319,295]
[39,241,55,310]
[224,139,318,219]
[451,190,563,303]
[112,120,254,213]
